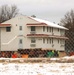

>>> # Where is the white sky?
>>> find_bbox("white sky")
[0,0,74,23]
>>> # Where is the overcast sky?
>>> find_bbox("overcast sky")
[0,0,74,23]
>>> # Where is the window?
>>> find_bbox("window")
[19,39,22,44]
[31,26,35,31]
[60,30,65,36]
[47,27,48,32]
[43,38,45,43]
[52,28,53,32]
[6,27,11,32]
[50,39,51,44]
[31,38,36,43]
[58,28,59,32]
[58,39,59,43]
[19,26,22,30]
[47,38,48,44]
[60,40,65,44]
[50,27,51,32]
[43,26,45,31]
[52,39,53,44]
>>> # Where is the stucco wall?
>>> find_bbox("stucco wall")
[0,15,65,51]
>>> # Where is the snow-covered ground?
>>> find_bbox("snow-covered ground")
[0,56,74,75]
[0,63,74,75]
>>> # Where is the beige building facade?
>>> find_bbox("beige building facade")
[0,15,68,51]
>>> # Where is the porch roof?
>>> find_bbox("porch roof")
[27,34,68,39]
[0,24,11,27]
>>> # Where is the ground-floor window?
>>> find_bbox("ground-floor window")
[31,38,36,43]
[19,39,23,44]
[43,38,45,43]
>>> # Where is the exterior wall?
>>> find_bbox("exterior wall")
[24,37,65,51]
[1,23,19,51]
[28,26,65,36]
[0,15,66,51]
[26,25,65,51]
[1,15,40,51]
[53,39,65,51]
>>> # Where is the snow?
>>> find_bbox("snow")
[0,56,74,75]
[31,17,68,30]
[0,63,74,75]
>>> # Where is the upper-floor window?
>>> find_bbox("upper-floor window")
[52,28,53,32]
[49,27,51,32]
[6,27,11,32]
[47,27,48,32]
[19,26,22,30]
[58,28,59,32]
[60,30,65,36]
[43,26,45,32]
[31,26,35,31]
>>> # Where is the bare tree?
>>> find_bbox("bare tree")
[60,10,74,31]
[0,5,19,23]
[60,10,74,55]
[31,15,36,18]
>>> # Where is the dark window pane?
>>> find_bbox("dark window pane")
[52,28,53,32]
[43,38,45,43]
[31,38,36,43]
[50,39,51,44]
[43,26,45,31]
[49,27,51,32]
[6,27,11,32]
[19,26,22,30]
[19,39,22,44]
[47,38,48,44]
[47,27,48,32]
[58,28,59,32]
[31,26,35,31]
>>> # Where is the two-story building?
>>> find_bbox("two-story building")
[0,15,68,57]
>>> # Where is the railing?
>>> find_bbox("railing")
[30,31,36,34]
[30,44,36,47]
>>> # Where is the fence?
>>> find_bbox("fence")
[65,30,74,56]
[0,30,74,58]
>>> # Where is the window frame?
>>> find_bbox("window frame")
[50,27,51,32]
[52,38,53,44]
[43,26,45,32]
[19,39,23,44]
[31,38,36,43]
[6,27,11,32]
[31,26,35,31]
[47,38,48,44]
[19,26,22,30]
[52,28,53,32]
[58,39,59,43]
[47,27,48,32]
[58,28,59,32]
[50,39,51,44]
[43,38,45,43]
